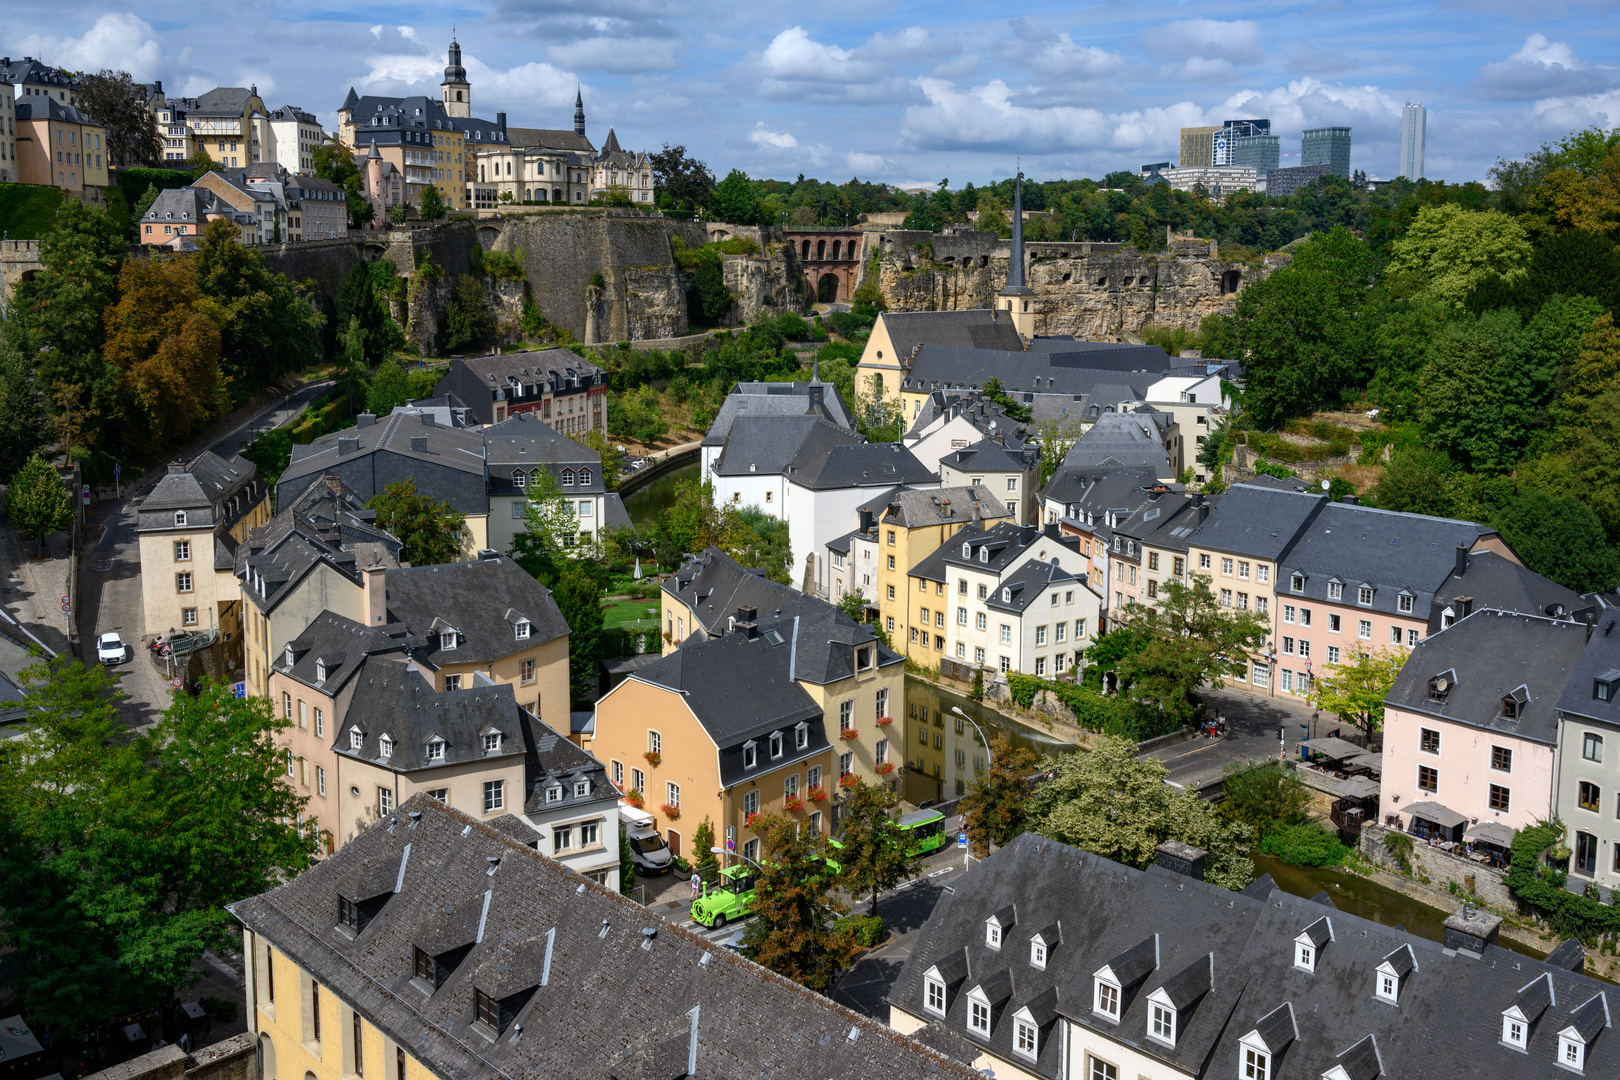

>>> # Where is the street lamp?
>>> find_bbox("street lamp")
[950,706,994,767]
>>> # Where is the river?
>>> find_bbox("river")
[622,461,699,526]
[899,677,1543,958]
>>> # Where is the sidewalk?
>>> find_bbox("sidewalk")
[0,522,72,660]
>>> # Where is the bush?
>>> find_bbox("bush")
[1505,821,1620,941]
[1259,823,1349,867]
[671,856,693,876]
[834,914,885,947]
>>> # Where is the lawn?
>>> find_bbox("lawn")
[602,596,661,629]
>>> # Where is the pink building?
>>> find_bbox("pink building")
[1381,610,1588,840]
[1274,501,1513,701]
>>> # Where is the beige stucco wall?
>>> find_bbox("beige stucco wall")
[338,755,526,844]
[592,677,721,861]
[244,564,367,697]
[140,526,229,640]
[434,632,570,725]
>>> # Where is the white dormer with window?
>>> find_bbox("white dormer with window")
[1146,988,1177,1047]
[1502,973,1553,1053]
[795,721,809,749]
[175,511,188,527]
[1031,939,1046,969]
[1290,573,1304,593]
[966,986,992,1037]
[514,619,530,640]
[1093,970,1121,1021]
[574,779,590,798]
[425,736,445,761]
[440,629,458,651]
[985,906,1014,949]
[962,542,972,558]
[546,784,563,803]
[378,734,393,759]
[1294,917,1332,973]
[1374,944,1415,1004]
[1237,1004,1296,1080]
[315,659,328,683]
[1556,993,1609,1074]
[284,643,296,668]
[1011,1006,1040,1061]
[923,965,949,1016]
[1002,587,1012,602]
[1561,1032,1587,1072]
[482,730,502,752]
[348,726,363,751]
[742,740,758,769]
[769,731,783,758]
[980,547,990,564]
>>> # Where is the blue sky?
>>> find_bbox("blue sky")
[4,3,1618,187]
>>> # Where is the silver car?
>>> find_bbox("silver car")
[96,632,129,665]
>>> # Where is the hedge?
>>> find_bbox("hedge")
[0,183,66,240]
[1259,823,1348,867]
[1506,820,1620,941]
[1005,673,1155,738]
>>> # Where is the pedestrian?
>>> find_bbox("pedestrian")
[690,872,701,899]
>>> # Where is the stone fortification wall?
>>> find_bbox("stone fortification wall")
[870,230,1289,337]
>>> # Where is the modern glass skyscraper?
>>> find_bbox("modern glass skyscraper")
[1301,127,1352,179]
[1231,135,1280,177]
[1400,103,1426,180]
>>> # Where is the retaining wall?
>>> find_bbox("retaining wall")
[1359,821,1513,909]
[82,1034,256,1080]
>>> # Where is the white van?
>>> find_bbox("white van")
[621,805,673,874]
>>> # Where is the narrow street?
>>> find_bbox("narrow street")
[75,381,332,728]
[1147,685,1326,792]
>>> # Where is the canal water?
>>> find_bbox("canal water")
[899,677,1544,958]
[622,461,699,527]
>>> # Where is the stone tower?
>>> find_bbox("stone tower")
[442,36,470,118]
[996,172,1036,343]
[574,88,585,137]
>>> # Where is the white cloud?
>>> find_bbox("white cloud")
[999,20,1125,81]
[846,151,891,174]
[548,37,679,73]
[749,122,799,149]
[1532,89,1620,129]
[752,25,943,103]
[1165,57,1240,83]
[1474,34,1615,100]
[1144,19,1264,65]
[13,14,165,81]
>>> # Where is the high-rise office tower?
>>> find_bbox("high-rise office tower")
[1301,127,1352,179]
[1179,126,1222,168]
[1400,103,1426,180]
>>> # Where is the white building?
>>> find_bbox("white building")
[263,105,325,174]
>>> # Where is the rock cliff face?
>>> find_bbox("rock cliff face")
[870,232,1280,337]
[719,247,805,324]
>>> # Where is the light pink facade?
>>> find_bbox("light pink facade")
[1381,703,1556,835]
[1272,592,1428,700]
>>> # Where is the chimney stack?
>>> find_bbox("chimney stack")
[1155,841,1207,881]
[1455,544,1468,578]
[363,556,387,625]
[1443,904,1501,959]
[338,435,360,456]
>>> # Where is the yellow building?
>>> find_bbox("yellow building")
[855,309,1023,401]
[594,602,902,864]
[136,452,270,654]
[14,96,108,192]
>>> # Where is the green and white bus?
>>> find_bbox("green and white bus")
[897,809,948,856]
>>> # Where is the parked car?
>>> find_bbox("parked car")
[622,805,673,874]
[96,632,129,665]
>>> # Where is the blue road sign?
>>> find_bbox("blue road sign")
[957,831,968,848]
[233,682,246,699]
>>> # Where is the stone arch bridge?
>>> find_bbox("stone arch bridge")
[787,229,865,303]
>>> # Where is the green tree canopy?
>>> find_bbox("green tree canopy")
[6,454,73,554]
[738,814,858,992]
[552,568,603,706]
[418,185,447,221]
[444,273,496,352]
[366,479,468,565]
[711,169,761,225]
[1385,203,1533,307]
[509,467,581,585]
[958,735,1041,857]
[78,70,162,167]
[834,779,920,916]
[193,218,322,394]
[1309,646,1406,742]
[1493,488,1619,593]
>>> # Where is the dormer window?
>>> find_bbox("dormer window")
[513,470,526,489]
[1596,671,1620,701]
[925,975,946,1014]
[1013,1011,1039,1060]
[561,468,574,486]
[1428,670,1454,703]
[795,722,809,749]
[769,731,783,758]
[483,732,502,752]
[969,994,991,1036]
[515,619,530,640]
[1504,1015,1527,1049]
[1377,971,1397,1001]
[1150,1001,1175,1045]
[962,542,972,558]
[1294,917,1330,973]
[1358,585,1374,605]
[1374,944,1414,1004]
[1290,573,1304,593]
[986,921,1001,948]
[546,785,562,803]
[1502,685,1529,719]
[1561,1035,1585,1072]
[1002,587,1011,602]
[1296,942,1314,970]
[440,630,457,651]
[349,727,363,751]
[743,741,757,769]
[175,511,188,527]
[315,660,328,683]
[379,735,393,758]
[980,547,990,564]
[1398,591,1414,613]
[1031,939,1046,969]
[285,644,295,668]
[574,780,590,798]
[579,469,592,486]
[1094,977,1120,1020]
[426,738,445,761]
[1243,1047,1270,1080]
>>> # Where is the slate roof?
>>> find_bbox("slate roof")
[712,414,863,477]
[15,97,98,127]
[1278,502,1496,622]
[1039,466,1172,525]
[939,438,1038,475]
[521,710,615,816]
[903,347,1159,402]
[1384,610,1591,746]
[484,412,603,498]
[663,549,901,688]
[383,556,570,666]
[911,523,1082,586]
[602,493,631,530]
[279,611,411,697]
[626,619,829,787]
[904,391,1030,442]
[892,831,1620,1080]
[229,796,984,1080]
[703,380,853,446]
[337,658,529,773]
[191,87,255,117]
[1428,549,1585,633]
[876,309,1024,363]
[984,554,1088,616]
[1062,410,1175,476]
[1555,615,1620,725]
[280,411,489,513]
[1186,484,1326,561]
[505,126,596,152]
[142,451,257,512]
[793,441,937,490]
[1114,492,1208,554]
[880,486,1008,529]
[236,475,403,616]
[139,186,244,232]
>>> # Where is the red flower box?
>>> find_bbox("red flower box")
[807,786,828,803]
[644,751,662,766]
[783,796,804,812]
[838,773,860,789]
[874,715,894,726]
[660,803,681,820]
[623,790,645,808]
[839,728,860,740]
[875,762,896,775]
[745,812,763,827]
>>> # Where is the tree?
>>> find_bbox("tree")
[693,817,717,872]
[418,185,447,221]
[187,146,217,180]
[654,476,738,566]
[1417,308,1538,473]
[1036,415,1083,487]
[509,468,580,585]
[1309,646,1406,743]
[0,663,305,1032]
[12,198,124,446]
[711,169,761,226]
[1113,574,1270,728]
[738,814,859,993]
[192,218,321,393]
[0,331,52,482]
[975,190,1009,236]
[313,143,375,229]
[1026,736,1253,890]
[958,735,1041,857]
[618,832,637,894]
[650,144,715,210]
[366,479,467,565]
[836,588,871,624]
[366,360,413,415]
[1219,761,1310,844]
[6,454,73,554]
[336,262,400,366]
[688,245,733,325]
[1368,446,1461,517]
[835,779,920,916]
[1493,488,1619,593]
[78,70,161,167]
[1559,313,1620,428]
[132,183,161,226]
[724,507,792,584]
[552,568,603,706]
[1385,204,1532,307]
[444,273,496,352]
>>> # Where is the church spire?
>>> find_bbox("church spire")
[996,165,1035,344]
[1007,171,1026,289]
[442,32,470,117]
[574,86,585,137]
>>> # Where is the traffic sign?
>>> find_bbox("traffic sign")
[114,464,121,477]
[727,838,736,851]
[232,682,246,699]
[957,831,968,849]
[81,483,90,506]
[60,595,70,614]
